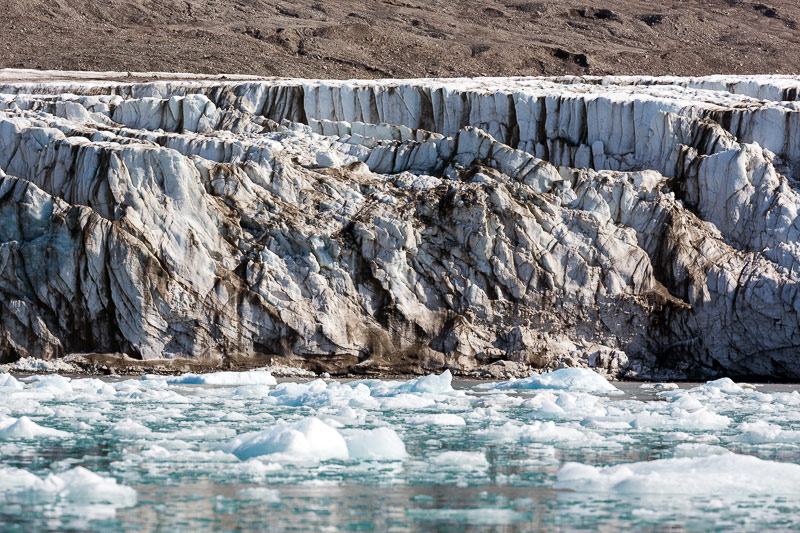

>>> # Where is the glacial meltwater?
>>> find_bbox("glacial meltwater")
[1,369,799,531]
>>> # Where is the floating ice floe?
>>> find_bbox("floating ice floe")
[0,466,136,507]
[556,453,800,494]
[408,413,467,426]
[220,417,350,461]
[345,427,407,460]
[146,370,278,386]
[429,451,490,471]
[406,507,529,526]
[0,366,797,530]
[236,487,280,502]
[221,417,407,462]
[0,373,22,390]
[0,416,70,439]
[490,368,621,393]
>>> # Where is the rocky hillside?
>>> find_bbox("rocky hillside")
[1,1,800,78]
[1,71,800,379]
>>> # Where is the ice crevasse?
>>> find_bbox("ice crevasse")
[0,72,800,379]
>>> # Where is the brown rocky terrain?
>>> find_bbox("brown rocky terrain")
[1,0,799,79]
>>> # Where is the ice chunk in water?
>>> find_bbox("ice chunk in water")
[155,371,277,386]
[0,466,135,507]
[111,418,152,437]
[346,427,407,460]
[408,413,466,426]
[492,368,620,393]
[556,453,800,494]
[0,416,70,439]
[399,370,454,394]
[0,373,23,391]
[430,451,489,471]
[732,420,800,444]
[220,418,349,461]
[237,487,280,502]
[31,375,74,395]
[55,467,138,506]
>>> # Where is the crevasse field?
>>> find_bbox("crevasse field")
[1,369,799,532]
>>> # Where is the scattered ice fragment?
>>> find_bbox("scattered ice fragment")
[0,466,136,507]
[556,453,800,494]
[111,418,152,437]
[406,507,528,525]
[0,416,71,439]
[237,487,280,502]
[688,377,746,395]
[629,408,731,431]
[220,418,349,461]
[152,371,277,386]
[639,383,678,391]
[31,375,74,395]
[346,427,407,460]
[398,370,454,394]
[430,451,489,471]
[673,443,730,457]
[0,373,23,390]
[732,420,800,444]
[408,413,466,426]
[492,368,621,393]
[55,467,138,506]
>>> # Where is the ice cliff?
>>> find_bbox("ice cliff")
[1,71,800,379]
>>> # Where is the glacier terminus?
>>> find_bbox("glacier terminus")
[1,70,800,380]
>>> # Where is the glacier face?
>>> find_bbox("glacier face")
[1,71,800,379]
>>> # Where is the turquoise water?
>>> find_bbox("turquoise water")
[1,371,799,531]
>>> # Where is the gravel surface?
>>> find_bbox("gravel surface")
[2,0,798,78]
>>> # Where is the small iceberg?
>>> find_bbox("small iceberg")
[0,466,136,506]
[0,416,71,439]
[490,368,621,393]
[556,453,800,494]
[220,418,407,462]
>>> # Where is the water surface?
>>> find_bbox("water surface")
[1,372,799,532]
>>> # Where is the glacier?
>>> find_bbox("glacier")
[1,70,800,379]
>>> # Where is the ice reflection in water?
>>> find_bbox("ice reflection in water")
[0,371,798,532]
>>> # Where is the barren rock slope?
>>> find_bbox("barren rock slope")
[1,71,800,379]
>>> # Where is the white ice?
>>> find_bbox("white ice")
[490,368,621,393]
[148,370,277,386]
[556,453,800,494]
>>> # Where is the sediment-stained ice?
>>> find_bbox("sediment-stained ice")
[3,72,800,379]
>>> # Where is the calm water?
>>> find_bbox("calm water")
[1,371,799,532]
